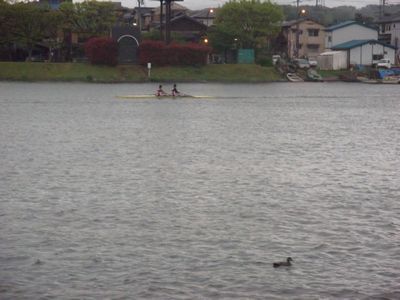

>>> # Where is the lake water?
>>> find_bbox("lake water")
[0,82,399,299]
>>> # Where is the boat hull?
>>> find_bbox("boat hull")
[117,95,213,99]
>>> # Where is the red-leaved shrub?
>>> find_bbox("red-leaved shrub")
[85,37,118,66]
[139,40,211,66]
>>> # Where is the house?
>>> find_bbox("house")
[376,14,400,64]
[281,18,325,59]
[321,20,397,68]
[157,15,208,43]
[324,21,378,50]
[152,2,188,25]
[331,39,396,67]
[189,8,216,27]
[132,7,155,31]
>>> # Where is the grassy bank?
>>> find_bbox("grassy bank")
[0,62,283,83]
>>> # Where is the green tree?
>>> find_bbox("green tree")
[210,0,283,51]
[60,0,116,36]
[0,1,15,59]
[354,12,374,25]
[11,3,60,60]
[42,10,63,62]
[59,0,116,61]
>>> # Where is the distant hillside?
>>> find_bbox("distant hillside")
[358,4,400,19]
[281,4,400,26]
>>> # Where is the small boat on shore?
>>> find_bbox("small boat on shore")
[307,69,323,82]
[358,69,400,84]
[357,76,400,84]
[286,73,304,82]
[381,76,400,84]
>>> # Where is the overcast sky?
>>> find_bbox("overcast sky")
[121,0,383,9]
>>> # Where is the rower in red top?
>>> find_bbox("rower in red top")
[156,84,167,96]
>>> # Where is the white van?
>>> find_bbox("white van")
[376,59,391,69]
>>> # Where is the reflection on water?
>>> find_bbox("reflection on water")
[0,82,400,299]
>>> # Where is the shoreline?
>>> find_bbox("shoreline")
[0,62,345,83]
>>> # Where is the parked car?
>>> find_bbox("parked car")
[308,58,318,67]
[376,59,391,69]
[272,55,281,65]
[293,58,310,69]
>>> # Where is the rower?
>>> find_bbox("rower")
[156,85,167,96]
[171,84,180,97]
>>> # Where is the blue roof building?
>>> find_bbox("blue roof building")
[325,21,378,50]
[330,39,396,68]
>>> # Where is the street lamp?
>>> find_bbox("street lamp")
[234,38,238,49]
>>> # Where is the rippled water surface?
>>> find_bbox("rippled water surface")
[1,82,400,299]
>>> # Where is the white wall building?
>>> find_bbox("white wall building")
[331,40,396,67]
[376,15,400,64]
[317,51,347,70]
[325,21,378,50]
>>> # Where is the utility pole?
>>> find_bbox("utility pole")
[165,0,171,44]
[295,0,300,58]
[380,0,386,17]
[159,0,164,41]
[137,0,144,32]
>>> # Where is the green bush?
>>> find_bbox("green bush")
[256,56,273,67]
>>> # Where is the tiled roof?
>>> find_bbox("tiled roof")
[325,21,377,32]
[282,18,323,28]
[189,8,217,18]
[331,39,396,50]
[376,14,400,24]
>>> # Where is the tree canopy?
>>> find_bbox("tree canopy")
[0,1,63,59]
[210,0,283,51]
[59,1,116,36]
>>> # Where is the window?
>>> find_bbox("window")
[328,36,332,42]
[307,44,320,50]
[373,54,384,60]
[308,29,319,37]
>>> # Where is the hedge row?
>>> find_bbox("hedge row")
[84,38,212,66]
[139,40,211,66]
[84,37,118,66]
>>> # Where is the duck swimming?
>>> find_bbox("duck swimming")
[273,257,293,268]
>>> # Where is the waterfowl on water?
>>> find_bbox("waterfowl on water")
[273,257,293,268]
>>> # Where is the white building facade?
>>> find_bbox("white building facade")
[331,40,396,67]
[376,15,400,64]
[325,21,378,50]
